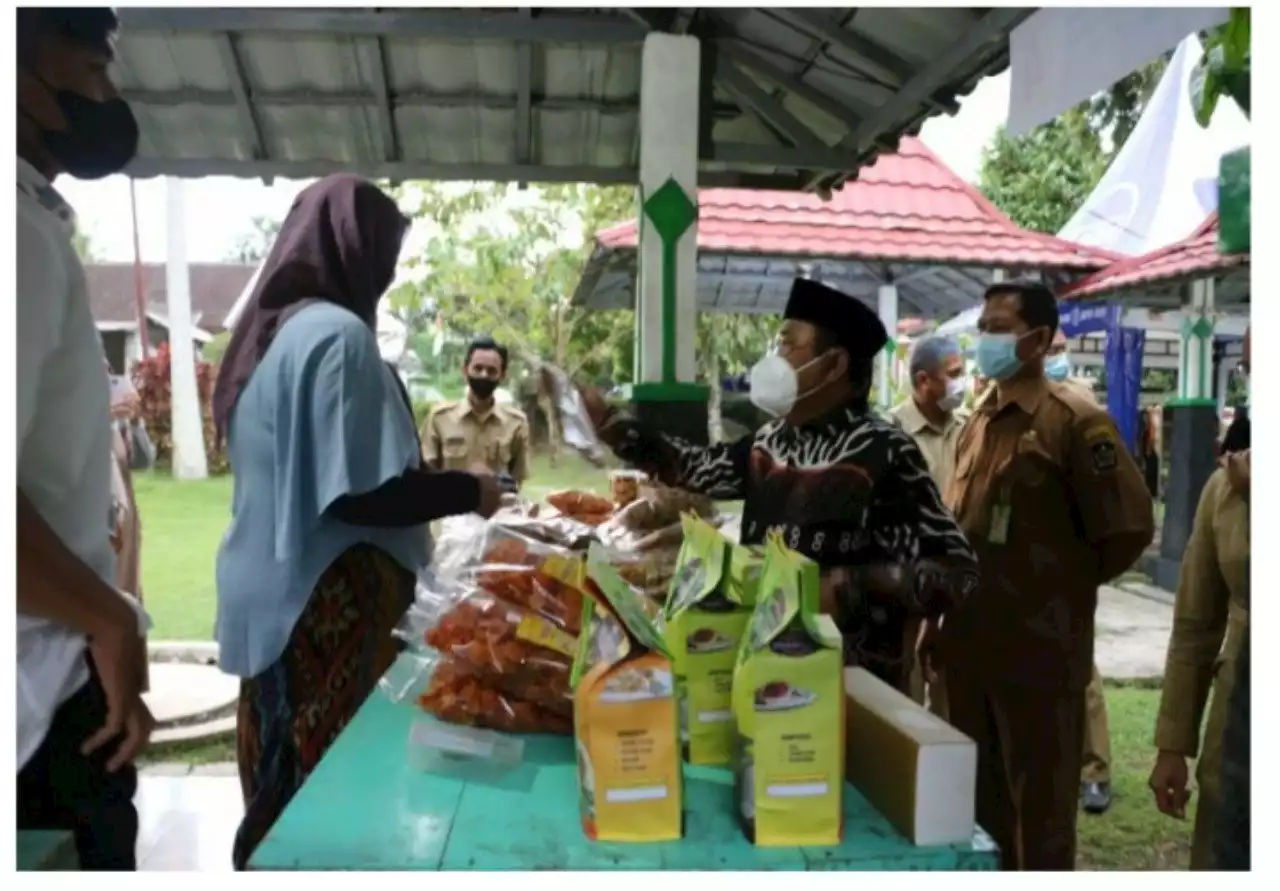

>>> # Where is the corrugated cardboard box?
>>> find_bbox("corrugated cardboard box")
[843,668,976,846]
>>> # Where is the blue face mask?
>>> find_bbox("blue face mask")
[1044,354,1071,382]
[976,333,1023,380]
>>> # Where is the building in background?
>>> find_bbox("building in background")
[85,262,256,372]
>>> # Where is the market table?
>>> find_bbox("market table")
[251,660,998,871]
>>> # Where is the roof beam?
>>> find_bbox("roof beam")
[117,8,647,42]
[217,33,266,163]
[515,9,534,177]
[769,8,959,115]
[716,63,832,160]
[122,155,816,190]
[366,37,400,162]
[704,141,855,173]
[621,8,680,32]
[120,87,641,114]
[805,7,1032,191]
[713,40,879,143]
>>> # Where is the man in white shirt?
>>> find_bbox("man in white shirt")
[17,8,152,870]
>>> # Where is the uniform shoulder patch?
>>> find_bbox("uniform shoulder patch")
[1089,437,1118,472]
[1079,419,1119,472]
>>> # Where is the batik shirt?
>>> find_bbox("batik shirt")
[601,402,979,685]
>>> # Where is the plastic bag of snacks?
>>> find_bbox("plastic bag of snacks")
[545,489,615,527]
[380,649,572,735]
[397,579,578,717]
[460,526,589,634]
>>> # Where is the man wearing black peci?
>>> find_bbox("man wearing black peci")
[581,279,979,691]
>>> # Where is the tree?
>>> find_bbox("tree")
[228,215,281,264]
[977,105,1110,234]
[1191,8,1250,126]
[1088,55,1170,155]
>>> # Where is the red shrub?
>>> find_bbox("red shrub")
[131,342,229,475]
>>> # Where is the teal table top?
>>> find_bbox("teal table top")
[17,830,78,871]
[252,668,998,871]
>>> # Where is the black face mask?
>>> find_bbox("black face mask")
[26,75,140,180]
[468,377,499,400]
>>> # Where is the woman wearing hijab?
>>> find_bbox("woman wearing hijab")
[212,175,502,870]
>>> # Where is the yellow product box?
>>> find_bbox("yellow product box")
[663,516,756,766]
[571,543,682,843]
[731,533,845,846]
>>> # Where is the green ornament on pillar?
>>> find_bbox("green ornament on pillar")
[642,177,698,384]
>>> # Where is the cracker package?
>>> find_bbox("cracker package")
[731,533,844,846]
[571,544,682,842]
[663,516,757,765]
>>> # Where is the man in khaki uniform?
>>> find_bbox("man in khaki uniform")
[422,336,530,486]
[938,280,1154,870]
[890,334,968,719]
[1046,330,1114,815]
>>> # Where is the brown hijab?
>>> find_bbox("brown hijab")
[212,174,409,438]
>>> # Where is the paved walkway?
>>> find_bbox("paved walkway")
[137,776,240,871]
[1096,583,1173,680]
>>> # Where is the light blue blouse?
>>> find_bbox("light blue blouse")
[215,302,429,678]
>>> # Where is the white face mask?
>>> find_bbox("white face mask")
[937,377,967,413]
[749,352,827,418]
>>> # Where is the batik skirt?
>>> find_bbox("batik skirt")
[231,543,414,870]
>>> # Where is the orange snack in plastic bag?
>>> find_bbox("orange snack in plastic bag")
[475,567,584,635]
[424,594,576,716]
[547,490,613,520]
[416,659,572,735]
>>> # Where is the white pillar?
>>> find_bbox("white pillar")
[634,32,700,395]
[1176,278,1216,403]
[165,177,209,480]
[877,283,899,408]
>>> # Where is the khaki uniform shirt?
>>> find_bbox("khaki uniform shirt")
[943,376,1154,691]
[888,399,969,494]
[1154,458,1249,768]
[422,399,530,483]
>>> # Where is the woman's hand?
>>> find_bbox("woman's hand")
[1149,750,1191,819]
[473,471,503,519]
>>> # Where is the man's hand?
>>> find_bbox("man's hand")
[82,605,153,772]
[1148,749,1191,819]
[577,384,611,431]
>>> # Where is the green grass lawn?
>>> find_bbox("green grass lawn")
[133,452,609,641]
[1075,684,1196,871]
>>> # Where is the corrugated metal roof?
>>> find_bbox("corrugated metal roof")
[114,7,1033,191]
[1060,213,1251,302]
[575,137,1118,320]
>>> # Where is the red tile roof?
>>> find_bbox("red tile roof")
[596,138,1120,270]
[85,262,257,333]
[1060,214,1249,300]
